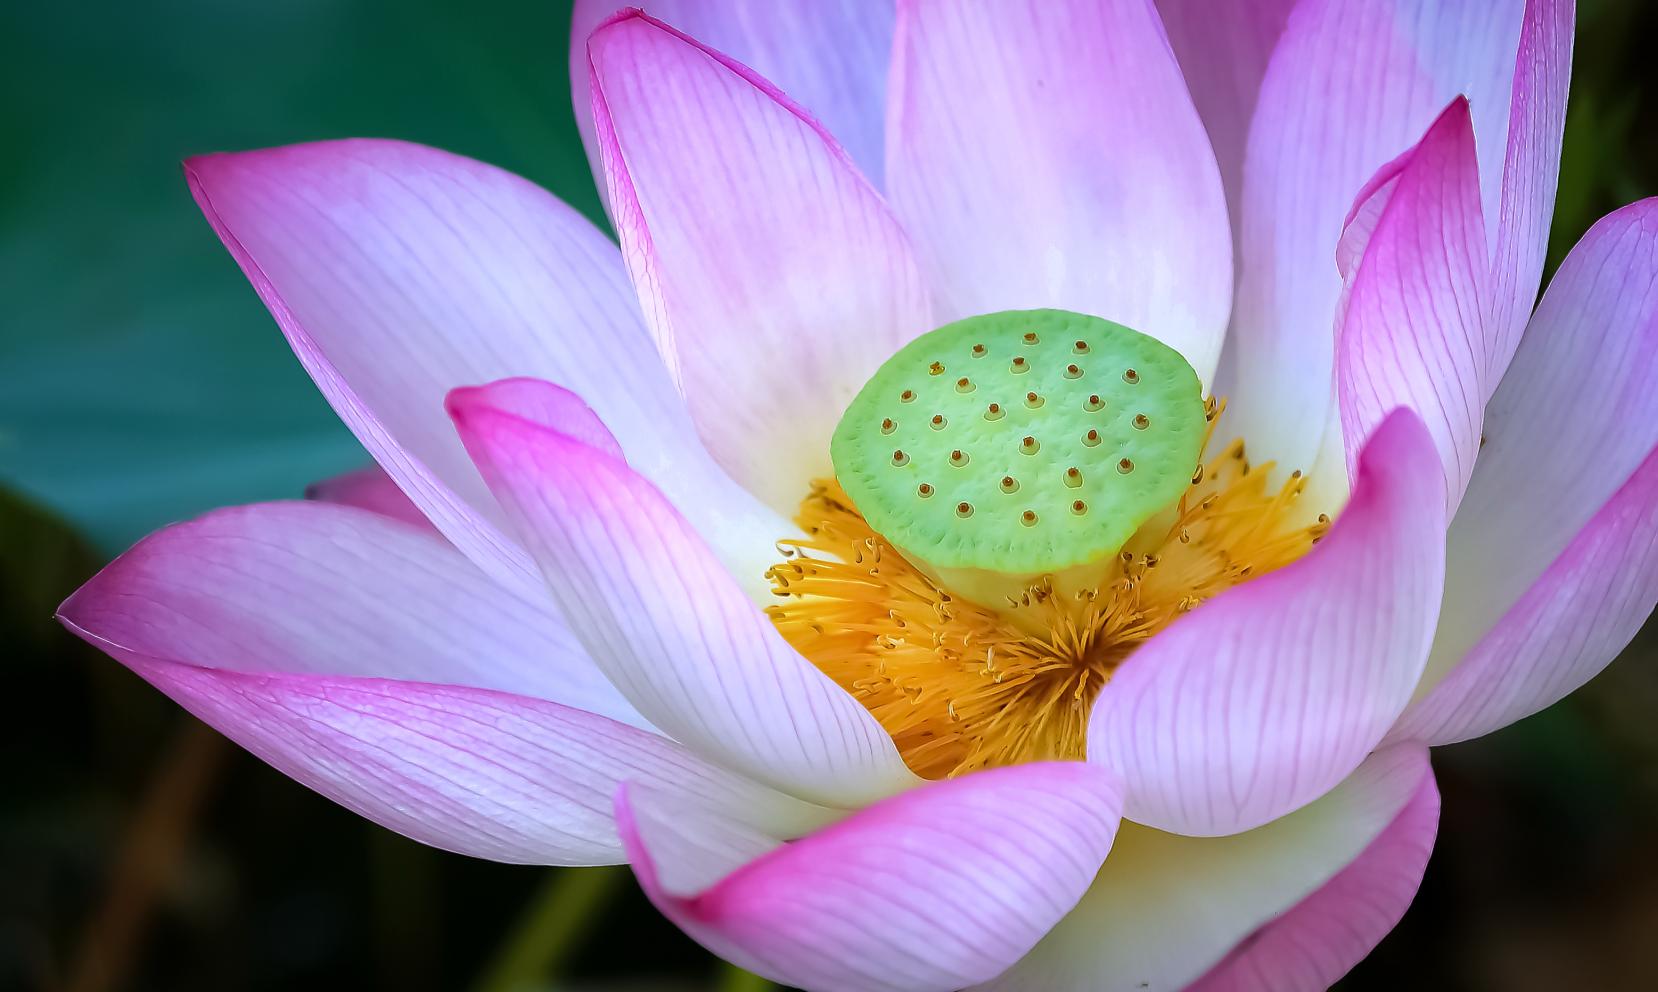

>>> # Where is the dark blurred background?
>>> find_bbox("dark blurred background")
[3,1,1656,990]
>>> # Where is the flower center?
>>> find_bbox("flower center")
[768,310,1328,779]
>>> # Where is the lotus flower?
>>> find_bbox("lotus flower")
[58,1,1657,989]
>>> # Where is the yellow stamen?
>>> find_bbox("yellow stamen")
[766,400,1328,780]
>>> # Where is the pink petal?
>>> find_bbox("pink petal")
[1393,199,1658,742]
[106,660,826,865]
[451,378,790,602]
[306,466,437,533]
[58,500,639,725]
[187,139,755,601]
[1337,98,1491,513]
[1088,411,1445,836]
[1225,0,1528,476]
[618,762,1124,992]
[1154,0,1299,236]
[1189,756,1440,992]
[886,0,1232,384]
[570,0,894,188]
[587,11,932,513]
[1487,0,1575,381]
[449,396,917,807]
[980,746,1431,992]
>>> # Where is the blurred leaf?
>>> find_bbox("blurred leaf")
[0,0,602,554]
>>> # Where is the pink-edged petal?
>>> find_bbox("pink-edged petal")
[187,139,760,601]
[1337,98,1491,513]
[570,0,894,189]
[587,11,932,514]
[453,378,789,601]
[980,746,1431,992]
[1392,200,1658,741]
[95,661,826,866]
[1488,0,1575,378]
[1189,756,1440,992]
[886,0,1231,385]
[1088,412,1445,836]
[1393,448,1658,745]
[450,396,917,808]
[619,762,1124,992]
[1225,0,1527,476]
[57,500,639,725]
[1154,0,1299,234]
[306,465,436,533]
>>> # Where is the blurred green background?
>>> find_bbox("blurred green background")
[3,1,1656,989]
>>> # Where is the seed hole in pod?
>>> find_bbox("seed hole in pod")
[917,483,934,498]
[1025,391,1044,409]
[929,361,945,376]
[1064,467,1083,488]
[1020,509,1038,526]
[892,449,909,466]
[1000,475,1019,494]
[1132,413,1150,430]
[956,501,974,518]
[1022,331,1039,345]
[971,343,987,358]
[985,402,1004,421]
[1019,435,1039,455]
[1118,457,1135,474]
[1071,499,1087,515]
[956,377,974,393]
[1083,429,1101,447]
[950,449,969,467]
[1123,368,1140,384]
[900,389,916,403]
[1073,340,1090,354]
[1084,394,1104,412]
[1010,356,1029,374]
[1064,363,1083,379]
[880,417,896,435]
[930,414,948,431]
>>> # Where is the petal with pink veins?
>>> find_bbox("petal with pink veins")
[570,0,894,189]
[307,465,437,534]
[619,762,1124,992]
[1391,199,1658,743]
[1224,0,1528,478]
[450,396,918,808]
[979,746,1432,992]
[1337,98,1491,514]
[186,140,773,602]
[1088,411,1445,836]
[1188,754,1440,992]
[587,11,932,514]
[886,0,1232,385]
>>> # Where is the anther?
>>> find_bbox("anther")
[956,501,974,518]
[950,449,969,467]
[1000,476,1019,494]
[1064,467,1083,487]
[1025,391,1044,409]
[1073,340,1090,354]
[1123,368,1140,384]
[984,402,1004,421]
[930,414,948,430]
[1191,465,1204,484]
[956,376,974,393]
[1010,356,1029,373]
[1132,413,1150,430]
[1071,499,1087,515]
[880,417,896,435]
[1117,457,1134,473]
[1020,509,1038,526]
[1083,429,1101,447]
[1084,394,1105,412]
[900,389,915,403]
[1064,363,1083,379]
[917,483,934,498]
[891,449,909,466]
[1019,435,1039,455]
[929,361,945,376]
